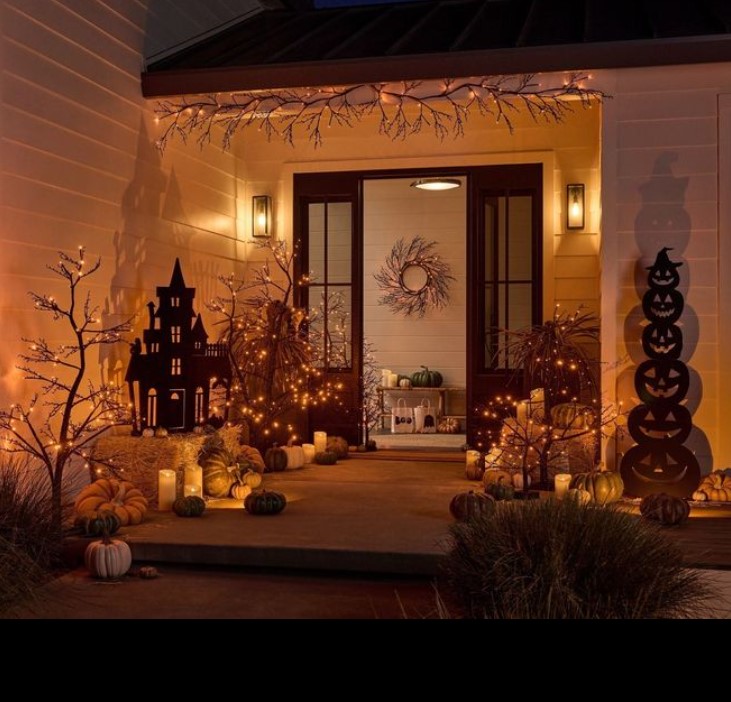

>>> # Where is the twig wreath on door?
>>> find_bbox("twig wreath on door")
[374,236,455,318]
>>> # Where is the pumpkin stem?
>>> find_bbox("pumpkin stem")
[421,365,429,371]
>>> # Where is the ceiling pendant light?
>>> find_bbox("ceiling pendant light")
[411,177,462,191]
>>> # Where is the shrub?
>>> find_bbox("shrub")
[0,457,66,614]
[441,499,712,619]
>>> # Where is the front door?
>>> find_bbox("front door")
[467,164,543,446]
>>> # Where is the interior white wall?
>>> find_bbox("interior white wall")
[363,178,467,386]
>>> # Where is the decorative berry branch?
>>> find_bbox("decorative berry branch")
[154,73,605,151]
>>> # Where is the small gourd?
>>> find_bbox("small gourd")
[74,510,122,538]
[437,417,460,434]
[154,427,169,438]
[230,483,252,500]
[264,444,288,473]
[240,469,262,489]
[84,533,132,579]
[399,378,412,389]
[692,490,707,502]
[172,496,206,517]
[640,493,690,526]
[485,478,515,501]
[244,489,287,515]
[142,427,155,438]
[326,436,350,459]
[449,490,495,522]
[315,451,338,465]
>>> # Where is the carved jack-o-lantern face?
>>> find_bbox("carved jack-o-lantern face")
[646,247,682,290]
[634,359,689,404]
[642,324,682,359]
[620,443,700,498]
[642,289,684,324]
[627,403,692,445]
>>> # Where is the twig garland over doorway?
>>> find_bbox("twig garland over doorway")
[374,236,455,318]
[153,73,606,151]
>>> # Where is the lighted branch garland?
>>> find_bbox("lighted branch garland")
[154,73,605,150]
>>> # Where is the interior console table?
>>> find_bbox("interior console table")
[376,386,466,430]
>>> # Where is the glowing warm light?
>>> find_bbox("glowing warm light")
[411,178,462,191]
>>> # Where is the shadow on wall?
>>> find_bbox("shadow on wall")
[615,152,712,474]
[99,116,220,387]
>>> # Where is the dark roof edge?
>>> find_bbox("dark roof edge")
[142,35,731,98]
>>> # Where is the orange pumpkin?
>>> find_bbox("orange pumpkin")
[235,445,266,474]
[697,471,731,502]
[75,478,149,526]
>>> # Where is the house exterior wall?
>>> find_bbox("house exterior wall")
[599,62,731,473]
[0,0,254,409]
[229,106,600,442]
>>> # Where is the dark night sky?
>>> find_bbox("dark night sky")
[314,0,422,7]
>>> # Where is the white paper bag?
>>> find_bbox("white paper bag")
[391,398,414,434]
[414,399,437,434]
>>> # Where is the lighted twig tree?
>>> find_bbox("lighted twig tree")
[209,240,340,449]
[478,307,609,488]
[359,339,381,447]
[0,248,131,528]
[477,396,622,491]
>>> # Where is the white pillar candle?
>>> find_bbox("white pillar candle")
[184,464,203,496]
[388,372,399,388]
[381,369,391,387]
[517,401,528,425]
[313,431,327,453]
[465,450,481,468]
[554,473,572,499]
[158,469,177,510]
[184,484,202,498]
[302,443,316,463]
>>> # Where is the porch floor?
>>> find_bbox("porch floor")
[64,455,731,576]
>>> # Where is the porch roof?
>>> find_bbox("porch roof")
[142,0,731,97]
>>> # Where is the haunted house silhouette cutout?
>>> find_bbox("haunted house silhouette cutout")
[125,260,230,433]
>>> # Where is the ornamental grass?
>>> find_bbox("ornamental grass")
[441,498,713,619]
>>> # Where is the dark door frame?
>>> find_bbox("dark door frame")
[294,163,544,444]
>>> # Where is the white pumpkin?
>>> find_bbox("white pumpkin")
[283,444,305,470]
[85,536,132,579]
[141,427,155,438]
[399,378,411,389]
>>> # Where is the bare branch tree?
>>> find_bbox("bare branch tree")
[0,248,131,528]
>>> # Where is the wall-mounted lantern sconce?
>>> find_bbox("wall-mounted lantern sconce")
[252,195,272,238]
[566,184,585,230]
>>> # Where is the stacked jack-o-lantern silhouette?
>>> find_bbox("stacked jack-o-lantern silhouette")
[620,248,701,498]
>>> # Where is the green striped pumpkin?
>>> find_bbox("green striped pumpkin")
[201,447,236,498]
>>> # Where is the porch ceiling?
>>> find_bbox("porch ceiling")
[142,0,731,97]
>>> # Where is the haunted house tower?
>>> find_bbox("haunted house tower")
[125,260,230,433]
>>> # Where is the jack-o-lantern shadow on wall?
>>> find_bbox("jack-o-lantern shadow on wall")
[615,152,712,487]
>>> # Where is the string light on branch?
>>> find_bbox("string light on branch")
[154,73,606,151]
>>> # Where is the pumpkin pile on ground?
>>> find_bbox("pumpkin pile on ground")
[693,470,731,501]
[640,493,690,526]
[244,489,287,515]
[75,478,148,526]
